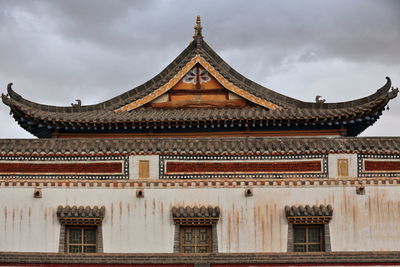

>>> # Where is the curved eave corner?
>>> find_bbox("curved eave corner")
[348,80,398,136]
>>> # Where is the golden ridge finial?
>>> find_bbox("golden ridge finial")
[193,16,203,39]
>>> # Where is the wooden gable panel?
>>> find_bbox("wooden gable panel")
[150,64,248,108]
[116,55,281,112]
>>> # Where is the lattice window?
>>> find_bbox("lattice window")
[180,226,212,253]
[57,205,105,253]
[293,225,324,252]
[285,204,332,252]
[66,226,97,253]
[172,205,220,253]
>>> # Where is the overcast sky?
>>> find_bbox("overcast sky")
[0,0,399,138]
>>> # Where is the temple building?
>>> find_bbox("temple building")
[1,17,400,266]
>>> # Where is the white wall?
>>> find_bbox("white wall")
[1,185,400,253]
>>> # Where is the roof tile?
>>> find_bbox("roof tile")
[0,137,399,155]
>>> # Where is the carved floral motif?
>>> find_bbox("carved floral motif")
[182,67,210,84]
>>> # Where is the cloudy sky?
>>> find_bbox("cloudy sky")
[0,0,399,138]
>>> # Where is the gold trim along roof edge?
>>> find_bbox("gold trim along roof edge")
[115,55,282,112]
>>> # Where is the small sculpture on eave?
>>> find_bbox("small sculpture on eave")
[315,95,326,103]
[71,99,82,107]
[6,82,13,97]
[390,86,399,97]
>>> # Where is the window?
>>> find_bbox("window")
[172,205,220,253]
[285,204,332,252]
[57,205,105,253]
[66,226,97,253]
[180,226,212,253]
[293,225,324,252]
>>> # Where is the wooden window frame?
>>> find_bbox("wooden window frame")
[66,225,98,253]
[179,226,212,253]
[292,224,324,252]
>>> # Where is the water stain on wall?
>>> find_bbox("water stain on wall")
[160,202,164,221]
[253,205,258,250]
[12,208,15,231]
[223,208,231,252]
[3,207,7,232]
[110,203,114,226]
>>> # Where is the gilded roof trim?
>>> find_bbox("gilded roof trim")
[115,55,282,112]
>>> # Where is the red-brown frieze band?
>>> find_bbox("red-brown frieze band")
[0,162,123,175]
[166,161,322,174]
[364,160,400,172]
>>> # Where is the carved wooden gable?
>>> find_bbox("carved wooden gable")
[150,64,248,108]
[116,55,281,112]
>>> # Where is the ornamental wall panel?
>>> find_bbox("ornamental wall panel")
[328,154,357,178]
[0,156,129,179]
[358,155,400,178]
[160,155,328,179]
[129,155,160,179]
[4,154,400,180]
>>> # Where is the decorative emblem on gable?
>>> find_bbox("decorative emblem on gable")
[183,67,210,84]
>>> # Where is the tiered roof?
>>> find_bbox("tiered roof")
[2,17,398,138]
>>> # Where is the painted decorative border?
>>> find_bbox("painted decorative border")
[358,154,400,177]
[0,177,399,189]
[165,160,322,174]
[160,154,328,179]
[115,55,281,112]
[0,156,129,180]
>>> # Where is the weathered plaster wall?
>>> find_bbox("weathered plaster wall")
[1,185,400,253]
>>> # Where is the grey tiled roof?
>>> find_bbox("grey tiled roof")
[1,36,398,138]
[171,206,220,218]
[2,40,397,112]
[1,96,391,124]
[0,137,399,155]
[56,205,105,218]
[285,205,333,217]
